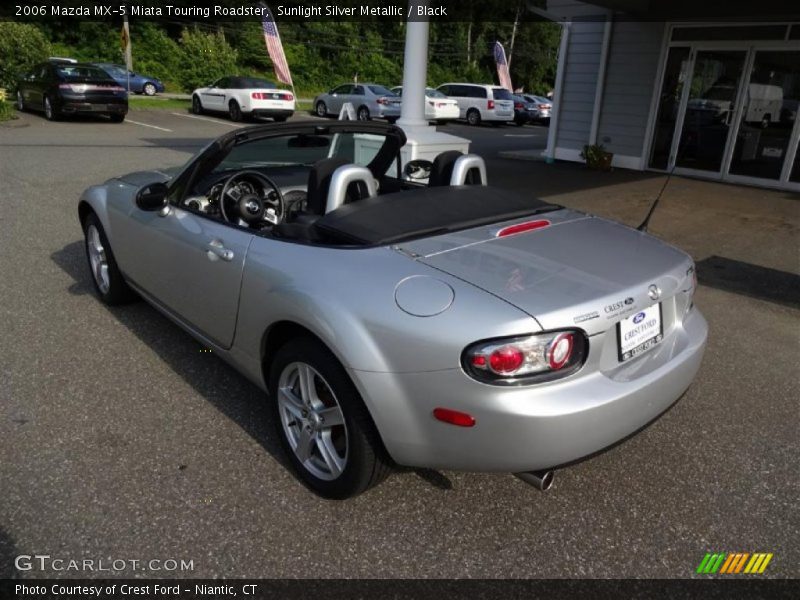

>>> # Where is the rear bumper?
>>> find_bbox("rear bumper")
[351,307,708,472]
[250,109,294,119]
[59,100,128,114]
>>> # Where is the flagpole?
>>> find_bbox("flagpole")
[122,14,132,95]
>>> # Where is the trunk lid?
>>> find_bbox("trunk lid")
[399,211,693,335]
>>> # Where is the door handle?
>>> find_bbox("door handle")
[206,239,234,262]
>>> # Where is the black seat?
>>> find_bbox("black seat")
[428,150,464,187]
[305,157,349,216]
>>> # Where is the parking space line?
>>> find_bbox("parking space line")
[126,119,173,132]
[170,112,244,128]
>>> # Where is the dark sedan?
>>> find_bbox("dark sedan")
[16,62,128,122]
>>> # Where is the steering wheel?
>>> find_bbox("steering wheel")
[219,170,285,226]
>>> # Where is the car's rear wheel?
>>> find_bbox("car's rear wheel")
[269,338,391,499]
[466,108,481,126]
[16,91,25,111]
[82,213,137,305]
[143,82,157,96]
[315,101,327,117]
[191,95,203,115]
[109,114,125,123]
[357,106,370,121]
[44,96,58,121]
[386,116,398,124]
[229,100,242,122]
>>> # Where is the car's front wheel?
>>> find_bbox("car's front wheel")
[229,100,242,122]
[315,101,327,117]
[269,338,391,499]
[82,213,137,305]
[143,82,157,96]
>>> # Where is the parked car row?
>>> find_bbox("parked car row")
[313,81,553,127]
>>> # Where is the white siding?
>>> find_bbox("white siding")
[596,21,665,159]
[558,20,606,151]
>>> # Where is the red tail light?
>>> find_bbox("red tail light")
[487,100,495,110]
[252,92,293,100]
[514,102,524,109]
[377,97,389,105]
[433,408,476,427]
[463,330,588,384]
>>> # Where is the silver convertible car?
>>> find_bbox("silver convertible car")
[78,121,707,498]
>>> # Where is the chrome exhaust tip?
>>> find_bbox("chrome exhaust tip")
[515,470,554,491]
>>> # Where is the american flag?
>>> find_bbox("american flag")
[261,5,293,86]
[493,41,513,91]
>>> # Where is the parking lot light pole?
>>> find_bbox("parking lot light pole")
[396,0,470,165]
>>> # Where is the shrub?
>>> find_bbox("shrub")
[0,99,16,122]
[177,29,238,92]
[0,23,51,92]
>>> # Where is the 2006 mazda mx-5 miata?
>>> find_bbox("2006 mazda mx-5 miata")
[79,121,707,498]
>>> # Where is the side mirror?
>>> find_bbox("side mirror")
[403,159,433,181]
[135,182,169,211]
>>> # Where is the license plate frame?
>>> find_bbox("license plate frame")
[617,303,663,362]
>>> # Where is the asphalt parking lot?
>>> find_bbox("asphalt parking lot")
[0,108,797,579]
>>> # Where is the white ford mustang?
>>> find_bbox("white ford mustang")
[191,76,295,122]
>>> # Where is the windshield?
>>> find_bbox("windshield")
[368,85,396,96]
[212,132,393,174]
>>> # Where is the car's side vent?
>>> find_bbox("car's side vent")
[450,154,487,186]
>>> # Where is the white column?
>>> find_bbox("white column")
[397,1,430,131]
[395,0,471,167]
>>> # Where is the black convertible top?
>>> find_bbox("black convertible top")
[313,186,561,246]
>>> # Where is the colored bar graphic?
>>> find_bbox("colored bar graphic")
[698,552,774,575]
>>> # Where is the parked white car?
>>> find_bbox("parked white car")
[192,76,295,122]
[436,83,515,125]
[390,86,460,121]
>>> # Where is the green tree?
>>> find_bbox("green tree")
[0,22,51,91]
[130,23,182,89]
[176,28,238,92]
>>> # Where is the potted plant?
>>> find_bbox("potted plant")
[581,144,614,171]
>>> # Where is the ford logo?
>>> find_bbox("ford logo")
[633,312,645,324]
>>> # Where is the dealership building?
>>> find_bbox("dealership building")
[542,0,800,191]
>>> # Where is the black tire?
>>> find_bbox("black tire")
[273,115,287,122]
[192,95,203,115]
[386,116,398,124]
[82,213,137,305]
[143,82,157,96]
[109,114,125,123]
[315,101,327,117]
[229,100,242,122]
[44,95,58,121]
[16,91,25,111]
[515,118,525,127]
[466,108,481,126]
[269,337,392,499]
[357,106,370,121]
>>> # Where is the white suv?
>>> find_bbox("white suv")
[436,83,515,125]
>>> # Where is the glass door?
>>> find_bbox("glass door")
[674,50,748,174]
[728,50,800,185]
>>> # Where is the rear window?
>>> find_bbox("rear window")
[426,88,447,98]
[368,85,395,96]
[56,66,113,80]
[492,88,513,101]
[236,78,276,89]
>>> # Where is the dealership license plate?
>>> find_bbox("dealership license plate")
[617,303,663,362]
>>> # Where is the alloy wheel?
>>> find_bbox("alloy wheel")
[357,107,369,121]
[315,101,327,117]
[44,97,53,120]
[17,91,24,111]
[86,224,110,294]
[143,83,156,96]
[277,362,348,481]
